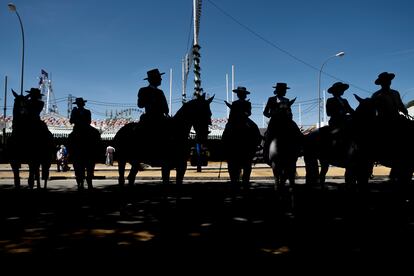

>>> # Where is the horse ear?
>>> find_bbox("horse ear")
[354,94,363,103]
[289,97,296,106]
[224,100,232,109]
[12,89,18,98]
[207,94,215,104]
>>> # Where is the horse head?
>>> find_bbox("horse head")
[12,89,30,124]
[353,94,377,124]
[182,94,214,143]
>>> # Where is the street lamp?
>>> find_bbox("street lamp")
[318,51,345,127]
[8,3,25,95]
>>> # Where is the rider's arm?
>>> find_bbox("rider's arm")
[396,91,408,115]
[263,98,273,118]
[69,107,77,124]
[246,101,252,117]
[137,88,146,109]
[85,109,92,125]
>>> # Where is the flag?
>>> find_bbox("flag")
[41,69,48,78]
[38,76,43,86]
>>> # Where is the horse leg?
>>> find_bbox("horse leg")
[303,150,319,186]
[86,162,95,189]
[161,164,171,185]
[118,159,126,186]
[241,162,252,190]
[11,162,21,189]
[319,161,329,189]
[271,161,282,190]
[42,162,50,189]
[176,160,187,185]
[127,161,140,186]
[32,163,41,189]
[28,164,36,189]
[73,162,85,189]
[287,160,297,186]
[228,161,241,188]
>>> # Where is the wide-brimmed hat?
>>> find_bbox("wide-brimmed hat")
[272,83,290,95]
[327,82,350,94]
[73,97,87,105]
[144,68,165,80]
[232,86,250,95]
[25,88,44,98]
[272,82,290,90]
[375,72,395,85]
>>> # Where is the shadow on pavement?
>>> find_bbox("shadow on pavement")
[0,180,414,271]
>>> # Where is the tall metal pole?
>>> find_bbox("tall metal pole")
[3,76,7,146]
[226,73,229,118]
[318,51,345,127]
[169,68,173,116]
[182,58,186,104]
[231,65,235,102]
[192,0,203,172]
[46,81,50,113]
[262,102,265,128]
[323,89,327,126]
[8,3,25,95]
[192,0,202,97]
[67,94,73,119]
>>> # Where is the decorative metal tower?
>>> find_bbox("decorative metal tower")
[39,69,58,114]
[192,0,203,98]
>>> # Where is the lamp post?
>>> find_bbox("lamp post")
[8,3,25,95]
[318,51,345,127]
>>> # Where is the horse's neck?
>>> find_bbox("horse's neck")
[270,115,291,126]
[171,113,192,138]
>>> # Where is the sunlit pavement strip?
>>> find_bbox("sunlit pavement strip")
[0,176,391,192]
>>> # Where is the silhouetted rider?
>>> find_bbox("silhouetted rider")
[263,82,290,119]
[371,72,410,174]
[70,97,91,130]
[25,88,45,122]
[326,82,354,129]
[136,68,169,163]
[263,82,294,163]
[137,68,169,123]
[222,86,261,186]
[225,86,252,123]
[372,72,408,121]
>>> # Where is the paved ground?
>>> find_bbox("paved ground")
[2,159,409,273]
[0,158,391,181]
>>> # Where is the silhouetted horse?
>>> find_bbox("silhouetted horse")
[303,95,377,190]
[7,91,55,189]
[113,95,214,186]
[222,105,261,188]
[352,95,414,188]
[67,125,102,190]
[264,98,303,190]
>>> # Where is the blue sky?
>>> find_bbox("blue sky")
[1,0,413,128]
